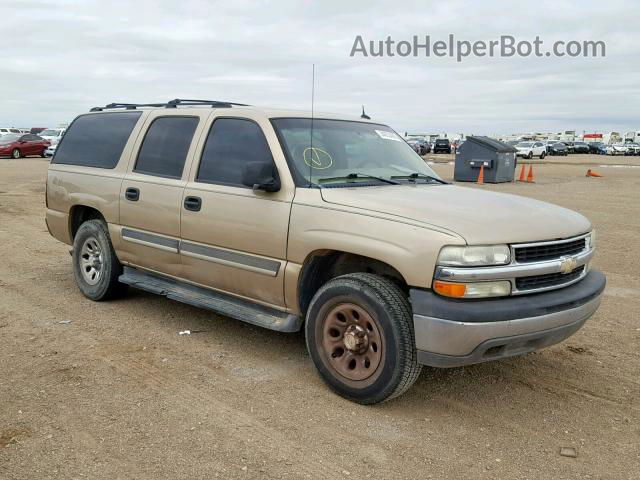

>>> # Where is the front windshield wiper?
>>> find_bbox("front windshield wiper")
[390,173,448,184]
[318,173,400,185]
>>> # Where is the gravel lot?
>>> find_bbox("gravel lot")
[1,157,638,479]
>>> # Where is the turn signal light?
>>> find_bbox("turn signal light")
[433,280,511,299]
[433,281,467,298]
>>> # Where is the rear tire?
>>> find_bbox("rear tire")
[305,273,422,404]
[72,219,127,301]
[540,151,546,159]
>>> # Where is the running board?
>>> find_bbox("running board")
[119,267,302,333]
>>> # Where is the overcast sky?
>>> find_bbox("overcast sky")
[2,0,639,135]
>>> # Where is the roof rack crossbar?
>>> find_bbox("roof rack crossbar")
[89,98,250,112]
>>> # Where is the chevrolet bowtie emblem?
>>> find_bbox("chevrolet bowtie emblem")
[559,256,578,274]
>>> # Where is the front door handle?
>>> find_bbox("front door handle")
[184,196,202,212]
[125,187,140,201]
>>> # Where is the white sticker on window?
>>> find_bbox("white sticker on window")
[375,130,402,142]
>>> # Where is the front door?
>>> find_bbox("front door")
[118,112,203,278]
[180,114,293,309]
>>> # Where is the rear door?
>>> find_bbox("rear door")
[179,113,293,308]
[118,112,205,278]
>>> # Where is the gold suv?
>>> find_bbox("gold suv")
[46,99,606,404]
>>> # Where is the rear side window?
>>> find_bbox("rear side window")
[134,116,199,179]
[196,118,273,187]
[53,112,141,168]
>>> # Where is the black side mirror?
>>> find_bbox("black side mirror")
[241,161,280,192]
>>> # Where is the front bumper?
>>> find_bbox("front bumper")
[410,270,606,368]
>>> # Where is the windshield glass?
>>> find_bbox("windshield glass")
[0,134,20,143]
[39,129,61,136]
[271,118,441,186]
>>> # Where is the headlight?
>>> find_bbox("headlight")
[586,230,596,250]
[437,245,511,266]
[434,280,511,298]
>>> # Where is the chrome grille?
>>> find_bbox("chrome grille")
[514,237,586,263]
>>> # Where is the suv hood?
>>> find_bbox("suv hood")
[320,185,591,244]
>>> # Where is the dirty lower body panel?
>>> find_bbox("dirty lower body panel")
[119,266,301,332]
[410,270,606,367]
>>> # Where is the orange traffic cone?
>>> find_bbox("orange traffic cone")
[517,164,526,182]
[526,165,535,183]
[586,169,603,177]
[477,164,485,185]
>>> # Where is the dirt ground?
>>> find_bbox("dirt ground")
[1,157,639,480]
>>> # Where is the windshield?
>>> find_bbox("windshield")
[271,118,442,186]
[0,134,20,143]
[39,129,61,136]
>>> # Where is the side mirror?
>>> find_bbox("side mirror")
[241,161,280,192]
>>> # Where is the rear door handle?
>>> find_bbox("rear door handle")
[184,196,202,212]
[125,187,140,201]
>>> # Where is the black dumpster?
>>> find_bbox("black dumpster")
[454,136,518,183]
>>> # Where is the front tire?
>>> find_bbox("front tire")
[11,149,20,159]
[305,273,422,404]
[72,219,127,301]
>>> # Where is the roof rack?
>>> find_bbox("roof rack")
[89,98,250,112]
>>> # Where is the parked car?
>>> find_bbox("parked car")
[406,138,430,155]
[0,127,21,136]
[433,138,451,154]
[45,99,605,404]
[562,141,576,154]
[588,142,607,155]
[38,128,66,145]
[45,144,58,158]
[0,133,50,158]
[546,142,568,156]
[606,144,627,156]
[624,143,640,156]
[573,141,590,154]
[515,141,546,159]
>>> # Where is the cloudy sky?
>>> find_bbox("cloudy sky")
[2,0,639,135]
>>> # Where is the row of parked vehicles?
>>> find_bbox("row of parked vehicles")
[510,140,640,158]
[0,127,66,158]
[406,138,453,155]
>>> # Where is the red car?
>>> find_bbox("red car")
[0,133,50,159]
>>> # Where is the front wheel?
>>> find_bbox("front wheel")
[11,149,20,159]
[305,273,422,404]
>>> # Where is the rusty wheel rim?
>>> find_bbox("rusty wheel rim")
[319,303,383,382]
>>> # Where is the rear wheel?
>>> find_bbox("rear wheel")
[11,149,20,159]
[72,219,127,301]
[540,151,546,159]
[305,273,422,404]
